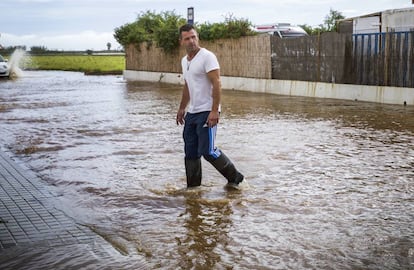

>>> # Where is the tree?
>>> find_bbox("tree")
[30,46,48,53]
[106,42,111,51]
[300,8,345,35]
[324,8,345,32]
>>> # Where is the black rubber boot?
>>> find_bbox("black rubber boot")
[185,158,202,188]
[204,152,244,184]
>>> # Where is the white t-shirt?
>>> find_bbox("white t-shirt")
[181,48,220,113]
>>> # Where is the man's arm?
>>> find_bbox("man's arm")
[176,81,190,125]
[207,69,221,127]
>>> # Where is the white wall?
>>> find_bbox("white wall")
[382,8,414,31]
[350,8,414,34]
[123,70,414,106]
[353,16,380,34]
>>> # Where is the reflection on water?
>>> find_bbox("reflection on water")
[0,71,413,269]
[176,191,233,269]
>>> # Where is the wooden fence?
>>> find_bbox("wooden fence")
[270,33,354,83]
[125,32,414,87]
[353,31,414,87]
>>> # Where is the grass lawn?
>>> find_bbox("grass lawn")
[22,54,125,74]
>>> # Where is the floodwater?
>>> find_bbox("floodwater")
[0,71,413,269]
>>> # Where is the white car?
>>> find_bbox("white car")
[0,54,10,77]
[254,23,308,38]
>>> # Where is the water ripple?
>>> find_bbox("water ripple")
[0,71,413,269]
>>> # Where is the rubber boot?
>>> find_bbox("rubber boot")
[185,158,202,188]
[205,152,244,184]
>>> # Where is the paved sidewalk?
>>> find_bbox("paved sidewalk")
[0,150,96,249]
[0,149,150,269]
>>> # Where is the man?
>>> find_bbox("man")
[176,24,246,189]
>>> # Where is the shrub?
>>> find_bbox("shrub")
[197,15,256,41]
[154,11,187,53]
[114,10,186,52]
[114,11,256,53]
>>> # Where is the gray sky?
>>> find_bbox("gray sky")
[1,0,413,51]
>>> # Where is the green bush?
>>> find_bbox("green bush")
[197,17,257,40]
[154,11,187,53]
[114,10,185,52]
[196,15,256,41]
[114,10,256,53]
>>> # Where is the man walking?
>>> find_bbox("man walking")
[176,24,246,189]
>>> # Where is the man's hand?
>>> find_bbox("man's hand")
[207,110,219,127]
[176,109,186,125]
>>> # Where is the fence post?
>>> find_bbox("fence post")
[384,32,389,86]
[402,32,408,87]
[317,32,321,81]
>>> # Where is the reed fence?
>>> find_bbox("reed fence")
[125,35,271,79]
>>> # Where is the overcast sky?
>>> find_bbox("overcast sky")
[1,0,412,51]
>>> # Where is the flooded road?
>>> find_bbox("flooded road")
[0,71,413,269]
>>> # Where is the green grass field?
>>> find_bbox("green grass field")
[22,54,125,74]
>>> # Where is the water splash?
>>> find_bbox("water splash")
[7,49,26,78]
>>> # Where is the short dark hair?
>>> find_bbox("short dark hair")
[179,24,196,38]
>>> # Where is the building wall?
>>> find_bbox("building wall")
[340,7,414,34]
[353,16,380,34]
[382,8,414,31]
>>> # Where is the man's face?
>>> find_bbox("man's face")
[180,29,199,53]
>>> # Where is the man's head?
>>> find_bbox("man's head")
[179,24,196,37]
[179,24,199,54]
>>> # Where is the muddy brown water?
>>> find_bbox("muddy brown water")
[0,71,413,269]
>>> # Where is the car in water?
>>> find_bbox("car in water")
[0,54,10,78]
[254,23,308,38]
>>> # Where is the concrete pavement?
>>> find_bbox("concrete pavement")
[0,149,96,250]
[0,149,151,269]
